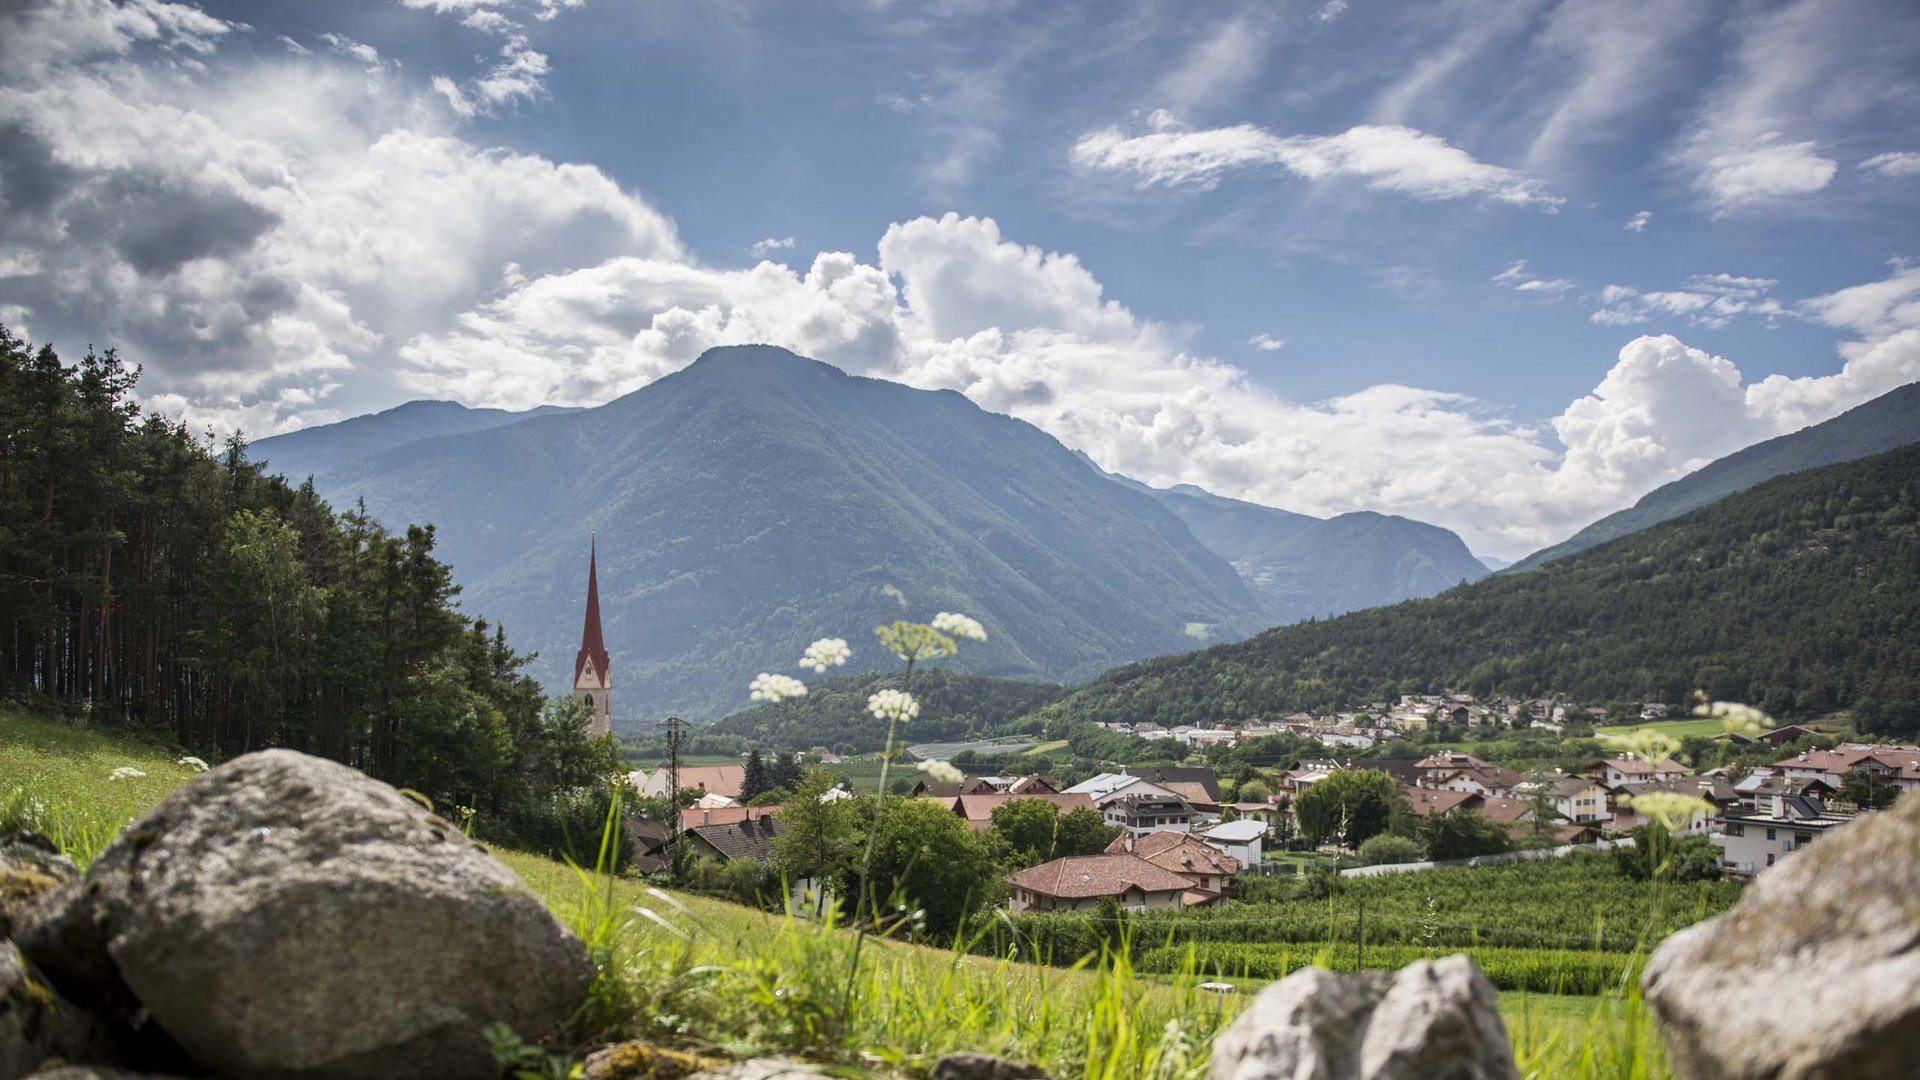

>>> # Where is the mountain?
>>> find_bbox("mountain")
[260,345,1268,724]
[252,400,575,481]
[707,668,1069,754]
[1511,381,1920,571]
[1033,442,1920,732]
[1093,461,1489,622]
[1479,555,1513,572]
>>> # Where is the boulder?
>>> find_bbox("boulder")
[14,750,594,1080]
[1642,791,1920,1080]
[1207,955,1519,1080]
[24,1069,190,1080]
[0,833,78,940]
[929,1052,1049,1080]
[1,940,118,1080]
[580,1041,727,1080]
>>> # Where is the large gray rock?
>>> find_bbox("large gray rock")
[1,940,117,1080]
[15,750,593,1080]
[1642,791,1920,1080]
[1,833,78,940]
[1207,955,1519,1080]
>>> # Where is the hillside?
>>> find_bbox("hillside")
[1094,461,1490,621]
[251,399,574,481]
[1034,442,1920,731]
[1511,380,1920,571]
[267,345,1268,723]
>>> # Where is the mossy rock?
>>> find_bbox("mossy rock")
[582,1041,729,1080]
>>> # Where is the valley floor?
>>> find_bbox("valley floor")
[2,705,1676,1079]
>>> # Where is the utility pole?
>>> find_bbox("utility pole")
[1357,899,1366,971]
[664,716,686,865]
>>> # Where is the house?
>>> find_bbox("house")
[1118,766,1223,808]
[1226,802,1283,831]
[912,776,1001,798]
[1754,724,1818,747]
[638,764,746,801]
[626,816,672,875]
[1640,703,1670,721]
[680,803,780,830]
[1100,792,1197,835]
[1710,794,1855,877]
[1107,830,1241,894]
[1402,785,1480,817]
[1006,854,1212,913]
[1584,755,1689,792]
[1774,744,1920,795]
[945,792,1097,831]
[685,816,782,864]
[1197,818,1267,867]
[1549,776,1607,822]
[1414,753,1523,797]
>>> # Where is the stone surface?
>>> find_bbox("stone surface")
[1,940,117,1080]
[14,750,594,1080]
[0,833,78,940]
[1207,955,1519,1080]
[24,1069,191,1080]
[1642,791,1920,1080]
[930,1052,1050,1080]
[683,1060,825,1080]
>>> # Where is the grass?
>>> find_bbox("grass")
[1021,739,1071,756]
[3,704,1679,1079]
[1592,717,1731,743]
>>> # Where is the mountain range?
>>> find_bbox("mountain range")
[252,346,1495,723]
[1509,381,1920,571]
[1036,439,1920,732]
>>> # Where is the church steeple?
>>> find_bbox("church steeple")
[572,536,612,735]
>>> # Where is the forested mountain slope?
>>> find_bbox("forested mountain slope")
[1511,381,1920,571]
[1035,443,1920,734]
[252,400,573,481]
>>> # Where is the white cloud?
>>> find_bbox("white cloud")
[1156,13,1275,116]
[1072,121,1562,209]
[319,33,387,71]
[1858,151,1920,178]
[1492,261,1574,296]
[1624,210,1651,232]
[1591,274,1785,329]
[1697,134,1838,207]
[750,236,796,258]
[1317,0,1347,23]
[1248,334,1285,352]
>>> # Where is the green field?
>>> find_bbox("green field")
[1593,716,1732,743]
[3,705,1682,1078]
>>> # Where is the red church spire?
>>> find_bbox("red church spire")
[574,535,610,687]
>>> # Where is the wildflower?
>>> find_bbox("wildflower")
[866,688,920,723]
[749,672,809,704]
[798,637,852,673]
[1692,700,1770,735]
[915,759,964,784]
[1621,791,1713,834]
[177,756,211,773]
[108,766,147,782]
[930,612,987,642]
[874,621,956,663]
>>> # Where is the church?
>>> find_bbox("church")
[573,538,613,736]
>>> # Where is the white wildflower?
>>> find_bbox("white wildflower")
[1692,701,1771,732]
[108,766,147,782]
[916,759,964,784]
[749,672,809,704]
[798,637,852,673]
[177,756,210,773]
[930,612,987,642]
[866,688,920,723]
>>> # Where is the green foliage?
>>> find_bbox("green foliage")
[1612,825,1724,884]
[0,328,624,864]
[1292,769,1400,848]
[1038,443,1920,727]
[1419,809,1513,861]
[1356,833,1421,865]
[1138,942,1642,997]
[854,796,999,935]
[1837,768,1899,809]
[990,801,1122,867]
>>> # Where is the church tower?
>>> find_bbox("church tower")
[573,537,612,736]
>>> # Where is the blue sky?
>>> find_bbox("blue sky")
[2,0,1918,556]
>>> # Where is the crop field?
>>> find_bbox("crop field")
[3,704,1684,1079]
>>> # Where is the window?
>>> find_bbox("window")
[1725,823,1745,837]
[1766,828,1776,841]
[584,694,594,708]
[1766,853,1775,867]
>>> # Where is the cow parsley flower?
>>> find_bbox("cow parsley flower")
[874,621,956,663]
[915,759,964,784]
[177,756,210,773]
[750,672,809,704]
[108,766,147,782]
[799,637,852,673]
[930,612,987,642]
[1692,700,1770,736]
[866,688,920,723]
[1621,791,1713,834]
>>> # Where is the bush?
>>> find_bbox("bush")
[1357,834,1421,865]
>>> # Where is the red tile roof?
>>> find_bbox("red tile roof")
[1007,854,1197,900]
[953,792,1096,829]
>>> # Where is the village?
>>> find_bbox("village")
[622,690,1920,913]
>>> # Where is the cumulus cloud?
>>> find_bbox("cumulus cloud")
[0,0,677,434]
[1591,274,1785,329]
[1624,210,1651,232]
[1248,334,1285,352]
[1072,120,1562,209]
[1858,151,1920,178]
[749,236,796,258]
[1493,261,1574,296]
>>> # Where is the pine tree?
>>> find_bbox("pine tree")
[741,748,769,803]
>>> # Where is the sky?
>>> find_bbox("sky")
[1,0,1918,558]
